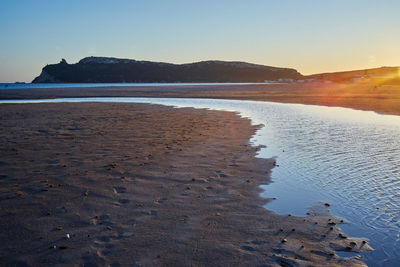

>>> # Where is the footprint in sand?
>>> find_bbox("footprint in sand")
[117,199,130,204]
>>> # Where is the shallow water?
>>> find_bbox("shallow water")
[1,97,399,266]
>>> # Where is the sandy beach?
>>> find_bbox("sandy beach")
[0,102,371,266]
[1,82,400,116]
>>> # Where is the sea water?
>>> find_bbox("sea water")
[0,82,275,90]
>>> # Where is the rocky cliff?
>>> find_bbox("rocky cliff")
[32,57,303,83]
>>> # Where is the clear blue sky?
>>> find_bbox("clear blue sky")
[1,0,399,82]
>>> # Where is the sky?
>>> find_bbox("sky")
[0,0,399,82]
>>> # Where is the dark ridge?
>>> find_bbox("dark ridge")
[32,57,303,83]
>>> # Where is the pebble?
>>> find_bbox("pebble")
[216,213,221,216]
[339,233,347,239]
[65,234,70,239]
[281,239,287,243]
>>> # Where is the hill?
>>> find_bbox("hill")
[307,66,400,84]
[32,57,303,83]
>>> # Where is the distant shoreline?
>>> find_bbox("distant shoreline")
[1,82,399,116]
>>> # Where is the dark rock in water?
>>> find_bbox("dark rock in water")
[32,57,304,83]
[338,233,347,239]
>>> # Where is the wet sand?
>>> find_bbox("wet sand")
[1,82,400,115]
[0,103,371,266]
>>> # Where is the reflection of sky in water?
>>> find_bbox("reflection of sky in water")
[2,97,399,266]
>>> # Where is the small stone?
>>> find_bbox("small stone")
[328,222,336,225]
[350,241,357,246]
[291,228,296,231]
[324,203,331,207]
[345,246,352,251]
[279,228,284,232]
[330,227,334,230]
[362,240,367,244]
[216,213,221,216]
[84,191,89,196]
[281,239,287,243]
[339,233,347,239]
[50,245,56,249]
[57,226,63,230]
[107,226,112,230]
[65,234,70,239]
